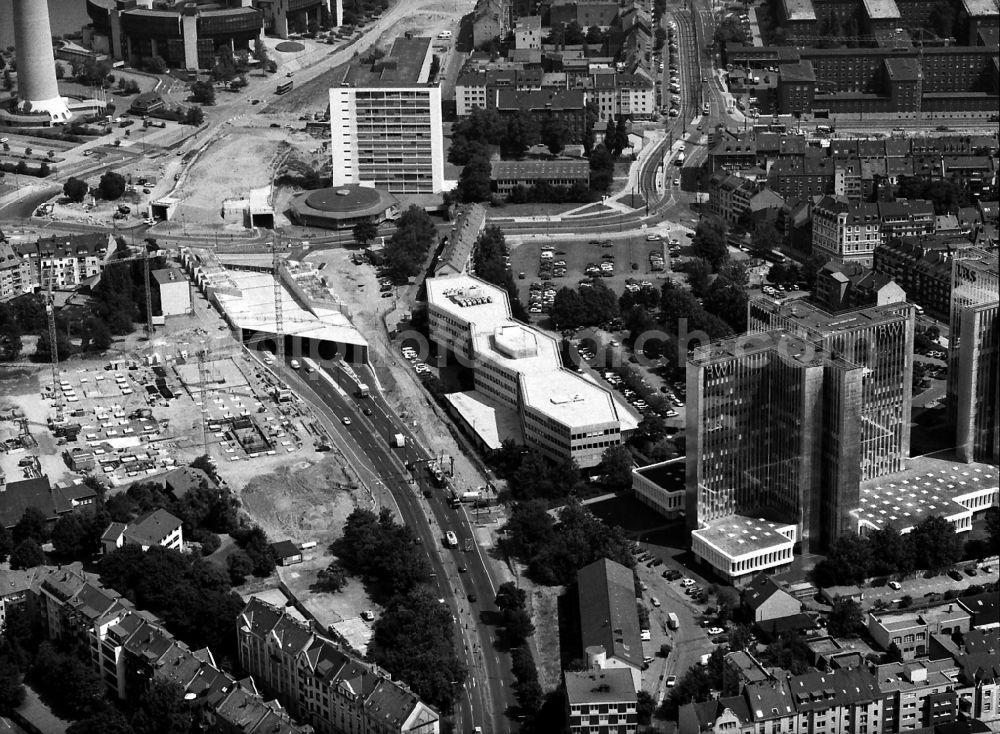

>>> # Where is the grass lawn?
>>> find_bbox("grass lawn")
[488,202,583,218]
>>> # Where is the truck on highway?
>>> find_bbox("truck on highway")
[667,612,679,630]
[356,382,370,398]
[393,433,405,448]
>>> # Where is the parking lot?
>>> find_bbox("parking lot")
[509,226,693,321]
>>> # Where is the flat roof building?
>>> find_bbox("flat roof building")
[564,669,637,734]
[852,456,998,537]
[632,457,685,519]
[151,268,191,318]
[330,37,444,194]
[426,274,635,467]
[181,248,369,364]
[491,160,590,197]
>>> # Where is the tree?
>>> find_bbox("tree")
[84,316,113,352]
[0,656,25,713]
[503,608,536,646]
[0,321,21,362]
[600,445,634,491]
[811,533,872,587]
[190,80,216,105]
[51,513,89,558]
[613,116,630,157]
[369,588,466,709]
[129,679,192,734]
[589,144,614,192]
[146,55,168,74]
[684,257,714,297]
[457,153,492,202]
[63,176,89,203]
[0,527,12,563]
[827,597,863,637]
[495,581,527,612]
[10,539,43,569]
[986,506,1000,555]
[550,287,585,329]
[253,37,271,64]
[352,220,378,247]
[908,515,962,570]
[98,171,127,200]
[692,216,729,270]
[868,524,914,577]
[315,562,348,592]
[13,507,48,545]
[636,690,655,726]
[67,710,135,734]
[542,116,571,156]
[230,525,276,577]
[183,106,205,126]
[750,220,781,259]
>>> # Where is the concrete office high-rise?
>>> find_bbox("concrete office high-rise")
[12,0,72,122]
[948,253,999,465]
[329,36,444,194]
[686,333,864,584]
[748,298,915,481]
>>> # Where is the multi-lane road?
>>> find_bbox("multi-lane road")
[272,355,514,734]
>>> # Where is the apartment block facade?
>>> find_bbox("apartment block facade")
[29,564,307,732]
[14,232,116,290]
[236,597,440,734]
[873,236,983,318]
[0,241,33,302]
[330,36,444,194]
[564,669,638,734]
[948,252,1000,464]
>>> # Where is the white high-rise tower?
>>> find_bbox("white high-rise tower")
[12,0,72,123]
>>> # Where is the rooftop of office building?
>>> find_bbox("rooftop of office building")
[853,456,998,532]
[750,297,912,337]
[863,0,901,19]
[691,331,855,370]
[343,36,434,87]
[428,274,631,428]
[693,515,797,558]
[781,0,817,21]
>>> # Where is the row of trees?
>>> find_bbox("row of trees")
[502,499,634,586]
[811,512,997,588]
[472,227,528,320]
[385,205,438,281]
[332,509,465,709]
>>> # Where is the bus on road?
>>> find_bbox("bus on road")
[276,81,293,95]
[444,531,458,548]
[767,249,789,264]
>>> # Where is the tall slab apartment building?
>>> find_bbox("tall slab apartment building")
[329,36,444,194]
[948,252,999,465]
[686,299,914,585]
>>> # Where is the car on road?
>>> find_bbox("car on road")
[948,569,964,581]
[458,565,467,573]
[708,626,725,635]
[681,578,696,586]
[341,417,352,426]
[361,610,375,621]
[673,178,680,186]
[290,359,301,369]
[650,597,661,607]
[666,675,677,687]
[646,234,661,241]
[467,593,477,603]
[888,580,901,590]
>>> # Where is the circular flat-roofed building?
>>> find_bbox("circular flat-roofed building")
[288,185,399,229]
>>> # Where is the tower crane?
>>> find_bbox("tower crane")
[271,234,285,364]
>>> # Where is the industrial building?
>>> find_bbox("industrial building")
[426,274,635,468]
[948,251,1000,465]
[329,36,444,194]
[180,248,369,363]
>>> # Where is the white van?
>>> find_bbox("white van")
[437,30,452,39]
